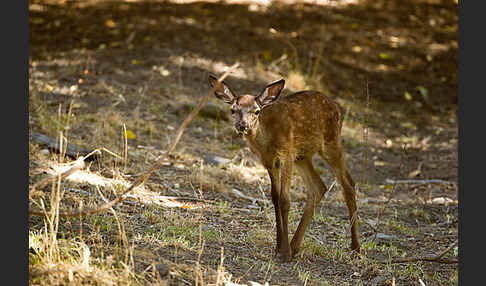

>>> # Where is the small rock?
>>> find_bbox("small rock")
[365,219,378,227]
[154,263,169,278]
[248,282,270,286]
[369,275,386,285]
[430,197,454,205]
[203,155,231,167]
[374,233,398,243]
[174,164,185,170]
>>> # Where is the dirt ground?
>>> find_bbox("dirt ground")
[29,0,458,285]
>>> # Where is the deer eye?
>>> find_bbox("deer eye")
[231,109,236,115]
[254,109,260,115]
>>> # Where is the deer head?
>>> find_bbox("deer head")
[208,75,285,135]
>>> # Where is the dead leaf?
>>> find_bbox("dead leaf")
[404,91,413,101]
[125,130,136,139]
[408,169,421,178]
[416,86,428,99]
[181,203,192,209]
[262,50,272,61]
[374,161,386,167]
[400,122,417,130]
[379,52,391,60]
[157,66,170,76]
[352,46,362,53]
[105,19,116,28]
[131,59,144,65]
[408,162,423,178]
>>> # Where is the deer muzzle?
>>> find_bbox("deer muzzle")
[235,122,249,135]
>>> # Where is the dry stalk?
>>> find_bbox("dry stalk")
[122,123,128,171]
[95,185,129,263]
[215,247,225,286]
[195,224,205,286]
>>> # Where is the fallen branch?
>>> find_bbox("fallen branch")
[381,240,458,264]
[29,131,98,160]
[29,62,240,218]
[385,179,455,185]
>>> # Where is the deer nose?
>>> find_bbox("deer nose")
[235,122,248,133]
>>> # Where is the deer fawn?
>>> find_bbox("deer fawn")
[208,75,360,262]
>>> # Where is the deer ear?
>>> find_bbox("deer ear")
[208,75,236,104]
[256,79,285,108]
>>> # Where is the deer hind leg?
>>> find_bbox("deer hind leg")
[290,157,328,257]
[320,144,360,252]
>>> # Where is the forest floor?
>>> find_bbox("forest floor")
[29,0,458,285]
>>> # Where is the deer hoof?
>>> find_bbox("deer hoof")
[351,242,361,253]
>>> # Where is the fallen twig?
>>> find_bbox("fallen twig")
[385,179,455,185]
[29,63,240,218]
[381,240,458,264]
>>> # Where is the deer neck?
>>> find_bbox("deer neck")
[243,119,268,160]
